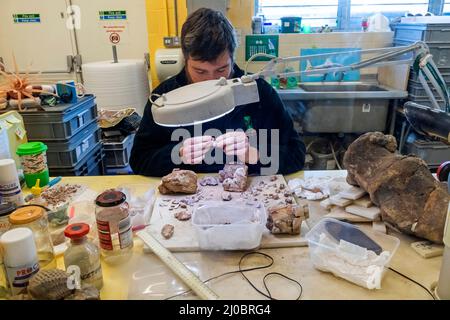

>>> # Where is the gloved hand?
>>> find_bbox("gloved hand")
[179,136,215,165]
[216,131,259,164]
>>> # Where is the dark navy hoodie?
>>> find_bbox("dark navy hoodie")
[130,64,306,177]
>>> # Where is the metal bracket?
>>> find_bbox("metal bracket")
[144,52,151,71]
[73,54,82,73]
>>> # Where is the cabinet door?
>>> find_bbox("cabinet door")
[0,0,76,74]
[71,0,149,63]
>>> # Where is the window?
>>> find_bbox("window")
[444,0,450,14]
[350,0,429,30]
[257,0,439,31]
[257,0,339,28]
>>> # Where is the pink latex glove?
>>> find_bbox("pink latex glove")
[180,136,214,164]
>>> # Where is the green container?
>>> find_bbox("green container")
[16,142,50,188]
[281,17,302,33]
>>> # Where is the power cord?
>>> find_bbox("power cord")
[388,267,435,300]
[165,252,303,300]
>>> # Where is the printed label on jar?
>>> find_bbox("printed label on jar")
[96,216,132,251]
[96,219,113,251]
[80,263,103,282]
[0,180,24,206]
[5,261,40,295]
[118,216,133,249]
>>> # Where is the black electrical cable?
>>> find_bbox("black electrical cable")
[388,267,435,300]
[165,252,303,300]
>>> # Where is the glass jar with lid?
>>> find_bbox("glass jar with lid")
[64,223,103,290]
[8,205,56,269]
[95,190,133,264]
[0,202,16,237]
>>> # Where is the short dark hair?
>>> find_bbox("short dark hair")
[181,8,236,61]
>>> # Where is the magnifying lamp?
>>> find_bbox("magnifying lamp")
[150,77,259,127]
[150,41,449,127]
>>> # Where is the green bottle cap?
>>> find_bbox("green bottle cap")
[16,142,48,156]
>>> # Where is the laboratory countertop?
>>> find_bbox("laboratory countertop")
[55,171,441,300]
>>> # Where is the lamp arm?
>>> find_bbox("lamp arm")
[248,42,423,80]
[243,41,449,112]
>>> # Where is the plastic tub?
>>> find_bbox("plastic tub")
[305,218,400,289]
[192,201,267,250]
[16,142,50,188]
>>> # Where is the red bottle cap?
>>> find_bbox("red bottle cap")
[64,223,90,239]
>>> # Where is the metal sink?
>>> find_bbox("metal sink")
[278,82,407,100]
[299,83,387,92]
[277,82,408,134]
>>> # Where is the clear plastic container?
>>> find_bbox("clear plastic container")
[8,205,56,269]
[16,142,50,188]
[192,201,267,250]
[95,190,133,264]
[305,218,400,290]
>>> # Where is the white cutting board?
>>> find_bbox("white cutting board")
[143,175,309,253]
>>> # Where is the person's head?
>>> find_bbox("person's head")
[181,8,237,83]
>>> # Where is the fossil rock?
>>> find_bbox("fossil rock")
[161,224,175,239]
[199,176,219,186]
[266,204,309,235]
[343,132,450,244]
[174,211,192,221]
[158,169,198,195]
[65,284,100,300]
[28,269,73,300]
[219,163,248,192]
[221,192,232,201]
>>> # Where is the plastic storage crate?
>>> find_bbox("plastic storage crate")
[19,95,97,141]
[409,68,450,83]
[407,82,443,98]
[43,121,101,168]
[105,165,134,175]
[405,138,450,168]
[103,134,135,168]
[407,94,446,108]
[395,40,450,69]
[394,23,450,43]
[49,142,104,176]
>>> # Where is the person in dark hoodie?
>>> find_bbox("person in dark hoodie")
[130,8,305,177]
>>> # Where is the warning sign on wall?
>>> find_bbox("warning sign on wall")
[99,10,129,45]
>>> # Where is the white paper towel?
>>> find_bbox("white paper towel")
[82,59,150,116]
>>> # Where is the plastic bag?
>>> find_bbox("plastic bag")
[117,184,155,231]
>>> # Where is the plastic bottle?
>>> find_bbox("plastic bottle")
[0,159,24,206]
[9,205,56,269]
[64,223,103,290]
[0,228,40,295]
